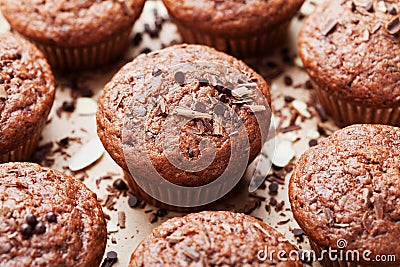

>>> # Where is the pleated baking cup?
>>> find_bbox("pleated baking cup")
[0,126,43,163]
[309,240,373,267]
[313,81,400,128]
[174,21,290,59]
[30,28,132,71]
[122,169,239,212]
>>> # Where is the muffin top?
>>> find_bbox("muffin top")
[289,124,400,265]
[299,0,400,107]
[130,211,302,267]
[97,44,270,187]
[0,0,145,47]
[162,0,305,38]
[0,33,55,154]
[0,162,107,267]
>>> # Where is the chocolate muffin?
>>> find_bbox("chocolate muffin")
[130,211,302,266]
[289,124,400,266]
[0,0,145,70]
[299,0,400,127]
[0,162,107,267]
[97,44,271,209]
[0,32,55,163]
[162,0,305,58]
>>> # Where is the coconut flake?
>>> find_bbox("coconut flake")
[292,100,311,118]
[68,138,105,171]
[76,97,98,116]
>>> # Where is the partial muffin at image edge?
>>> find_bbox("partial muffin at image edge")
[0,162,107,267]
[162,0,305,58]
[96,44,271,210]
[289,124,400,267]
[130,211,302,267]
[0,0,146,70]
[0,32,55,163]
[299,0,400,127]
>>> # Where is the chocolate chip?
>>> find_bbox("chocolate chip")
[293,228,305,237]
[156,208,167,217]
[174,71,185,85]
[322,19,338,36]
[26,214,38,227]
[140,47,152,54]
[284,76,293,86]
[309,139,318,147]
[152,68,162,77]
[315,104,328,122]
[107,251,118,260]
[45,212,57,223]
[128,196,138,208]
[195,102,207,112]
[59,137,69,147]
[268,183,279,194]
[62,101,75,112]
[113,179,128,191]
[214,104,225,116]
[20,224,33,237]
[34,222,46,235]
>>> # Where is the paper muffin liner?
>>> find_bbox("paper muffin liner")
[313,80,400,127]
[0,123,44,163]
[29,28,132,71]
[174,21,290,59]
[122,169,236,212]
[309,240,369,267]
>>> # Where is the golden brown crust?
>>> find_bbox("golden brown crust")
[0,162,107,267]
[0,33,55,154]
[97,44,271,186]
[299,0,400,107]
[0,0,145,47]
[130,211,302,267]
[162,0,305,38]
[289,124,400,266]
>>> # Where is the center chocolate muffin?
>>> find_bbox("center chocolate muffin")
[97,44,271,209]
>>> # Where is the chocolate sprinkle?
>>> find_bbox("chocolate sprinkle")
[128,195,138,208]
[308,139,318,147]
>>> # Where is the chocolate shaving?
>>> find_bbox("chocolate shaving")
[212,114,223,136]
[385,16,400,35]
[374,195,384,220]
[280,125,301,133]
[231,86,252,99]
[324,208,334,226]
[322,19,338,36]
[243,104,266,113]
[0,84,7,99]
[181,244,200,261]
[117,211,126,229]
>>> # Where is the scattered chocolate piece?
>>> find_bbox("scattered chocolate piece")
[174,71,185,85]
[292,228,305,237]
[62,101,75,112]
[26,214,37,227]
[101,251,118,267]
[280,125,301,133]
[156,208,167,217]
[277,218,291,225]
[128,195,138,208]
[268,182,279,194]
[131,32,143,46]
[20,223,33,237]
[305,80,313,89]
[385,16,400,35]
[118,211,126,229]
[198,78,209,86]
[315,104,328,122]
[308,139,318,147]
[270,197,278,206]
[34,222,46,235]
[284,96,295,103]
[322,19,338,36]
[45,212,57,223]
[113,179,128,191]
[140,47,152,54]
[149,213,158,223]
[284,76,293,86]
